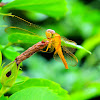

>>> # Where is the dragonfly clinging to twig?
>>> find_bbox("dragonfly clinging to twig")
[3,13,78,69]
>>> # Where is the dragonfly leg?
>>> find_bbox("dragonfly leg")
[40,42,51,52]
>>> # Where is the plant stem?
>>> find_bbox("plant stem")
[15,41,48,65]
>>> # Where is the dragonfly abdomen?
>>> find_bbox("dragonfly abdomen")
[57,48,68,69]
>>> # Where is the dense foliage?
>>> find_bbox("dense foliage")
[0,0,100,100]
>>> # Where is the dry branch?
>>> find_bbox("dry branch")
[15,41,48,65]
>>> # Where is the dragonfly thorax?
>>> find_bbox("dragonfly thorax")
[46,29,55,39]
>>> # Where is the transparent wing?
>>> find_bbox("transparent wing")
[54,46,78,67]
[61,37,77,44]
[42,45,55,53]
[61,37,77,53]
[62,46,78,66]
[3,14,46,36]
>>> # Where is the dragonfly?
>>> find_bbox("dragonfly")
[3,13,78,69]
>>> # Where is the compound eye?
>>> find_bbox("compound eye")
[46,29,52,32]
[50,30,55,34]
[46,29,55,39]
[46,29,55,34]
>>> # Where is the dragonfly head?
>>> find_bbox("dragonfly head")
[46,29,55,39]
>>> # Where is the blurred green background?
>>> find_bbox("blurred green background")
[0,0,100,99]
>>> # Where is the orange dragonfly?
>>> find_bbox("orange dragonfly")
[3,13,78,69]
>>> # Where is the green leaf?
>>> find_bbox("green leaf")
[2,0,67,18]
[0,51,2,67]
[0,44,21,61]
[8,33,91,56]
[0,61,19,97]
[0,95,7,100]
[3,50,19,61]
[25,12,48,21]
[75,33,100,60]
[0,51,2,77]
[1,61,18,87]
[61,39,91,54]
[8,33,45,44]
[70,82,100,100]
[16,70,29,83]
[9,78,69,99]
[8,87,69,100]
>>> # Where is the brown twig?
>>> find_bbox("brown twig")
[15,41,48,65]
